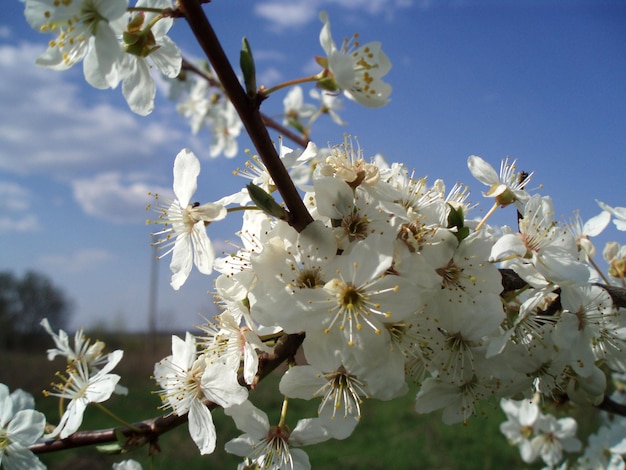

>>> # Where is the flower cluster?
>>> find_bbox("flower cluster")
[25,0,182,115]
[148,138,626,467]
[19,1,626,468]
[500,398,582,467]
[41,318,126,439]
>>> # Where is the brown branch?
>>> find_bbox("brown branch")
[597,395,626,416]
[28,276,626,454]
[594,283,626,309]
[177,0,313,233]
[499,268,528,293]
[261,115,310,149]
[30,333,304,455]
[181,59,310,149]
[499,267,626,308]
[31,413,189,455]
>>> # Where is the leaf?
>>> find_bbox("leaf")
[247,183,288,221]
[447,203,470,242]
[240,37,257,98]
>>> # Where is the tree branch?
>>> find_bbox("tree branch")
[181,59,310,149]
[30,333,305,455]
[31,413,189,455]
[29,272,626,455]
[597,395,626,416]
[177,0,313,233]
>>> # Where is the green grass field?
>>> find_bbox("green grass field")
[1,334,553,469]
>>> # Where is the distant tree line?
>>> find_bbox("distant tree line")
[0,270,72,349]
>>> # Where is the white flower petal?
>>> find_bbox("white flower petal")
[224,401,269,440]
[173,149,200,207]
[583,210,611,237]
[150,36,182,78]
[7,410,45,447]
[122,58,155,116]
[201,364,248,408]
[467,155,498,186]
[191,223,215,275]
[188,398,216,455]
[170,234,193,290]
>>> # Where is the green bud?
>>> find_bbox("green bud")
[246,183,289,221]
[240,37,257,98]
[124,29,159,57]
[317,76,340,92]
[127,12,145,33]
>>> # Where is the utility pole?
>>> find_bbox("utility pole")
[148,234,159,356]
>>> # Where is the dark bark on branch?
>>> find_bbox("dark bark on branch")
[499,267,626,308]
[31,413,189,455]
[28,275,626,454]
[181,59,310,149]
[178,0,313,233]
[499,268,529,293]
[30,333,305,454]
[597,395,626,416]
[595,283,626,308]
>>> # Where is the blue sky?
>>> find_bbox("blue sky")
[1,0,625,332]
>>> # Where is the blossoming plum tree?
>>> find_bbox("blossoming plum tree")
[9,0,626,469]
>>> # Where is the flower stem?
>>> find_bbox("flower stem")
[93,403,143,432]
[278,396,289,428]
[127,7,167,14]
[261,75,321,98]
[588,255,611,285]
[226,206,262,214]
[475,201,500,231]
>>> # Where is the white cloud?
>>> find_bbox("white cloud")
[257,66,284,89]
[39,248,114,274]
[254,0,414,30]
[72,172,172,224]
[0,42,183,176]
[252,50,287,62]
[0,181,41,232]
[332,0,414,17]
[254,1,320,30]
[0,214,40,233]
[0,181,32,211]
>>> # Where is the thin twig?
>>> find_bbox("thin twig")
[181,59,310,149]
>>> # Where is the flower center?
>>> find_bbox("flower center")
[342,211,369,242]
[436,261,462,288]
[340,284,362,309]
[398,221,432,252]
[324,278,383,345]
[317,367,368,419]
[0,429,10,449]
[296,267,324,289]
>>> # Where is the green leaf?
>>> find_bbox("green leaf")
[447,203,470,242]
[247,183,288,221]
[96,442,125,455]
[240,37,257,98]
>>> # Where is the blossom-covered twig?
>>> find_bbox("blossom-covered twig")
[181,59,309,149]
[29,332,305,455]
[178,0,313,233]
